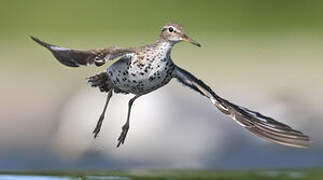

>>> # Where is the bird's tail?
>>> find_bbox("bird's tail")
[87,72,113,93]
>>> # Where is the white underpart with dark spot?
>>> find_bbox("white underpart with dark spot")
[107,41,175,95]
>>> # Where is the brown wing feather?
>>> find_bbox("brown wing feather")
[173,66,309,148]
[31,36,135,67]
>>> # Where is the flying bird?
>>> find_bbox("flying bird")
[31,23,309,148]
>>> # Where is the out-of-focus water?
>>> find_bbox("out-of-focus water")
[0,175,130,180]
[0,175,78,180]
[85,176,130,180]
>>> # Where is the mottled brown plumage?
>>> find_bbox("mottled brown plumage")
[31,23,309,148]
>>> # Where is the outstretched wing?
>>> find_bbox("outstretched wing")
[31,36,135,67]
[173,66,309,148]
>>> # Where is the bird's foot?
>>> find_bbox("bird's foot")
[93,114,104,138]
[117,124,129,147]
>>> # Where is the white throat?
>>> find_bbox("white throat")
[157,41,175,59]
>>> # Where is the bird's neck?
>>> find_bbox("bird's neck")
[153,39,175,59]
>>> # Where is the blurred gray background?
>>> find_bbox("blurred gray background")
[1,0,323,171]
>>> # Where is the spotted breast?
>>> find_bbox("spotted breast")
[107,42,175,95]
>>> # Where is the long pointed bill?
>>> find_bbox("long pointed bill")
[182,34,201,47]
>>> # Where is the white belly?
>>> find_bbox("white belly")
[107,55,175,95]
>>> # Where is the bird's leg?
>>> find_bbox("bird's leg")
[93,89,113,138]
[117,95,141,147]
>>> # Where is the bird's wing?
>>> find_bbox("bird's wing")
[31,36,135,67]
[173,66,309,148]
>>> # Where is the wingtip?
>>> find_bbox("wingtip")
[30,35,37,41]
[30,36,52,49]
[30,35,41,44]
[250,126,311,148]
[298,136,311,149]
[285,140,310,149]
[285,135,310,149]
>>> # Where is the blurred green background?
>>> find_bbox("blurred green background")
[2,0,323,86]
[1,0,323,179]
[2,0,323,35]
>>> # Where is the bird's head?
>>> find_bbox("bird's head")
[160,23,201,47]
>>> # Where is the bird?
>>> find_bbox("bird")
[31,22,309,148]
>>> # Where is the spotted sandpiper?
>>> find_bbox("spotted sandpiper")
[31,23,309,148]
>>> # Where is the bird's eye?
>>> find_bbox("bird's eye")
[168,27,174,32]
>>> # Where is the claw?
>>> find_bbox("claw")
[93,114,105,138]
[116,125,129,148]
